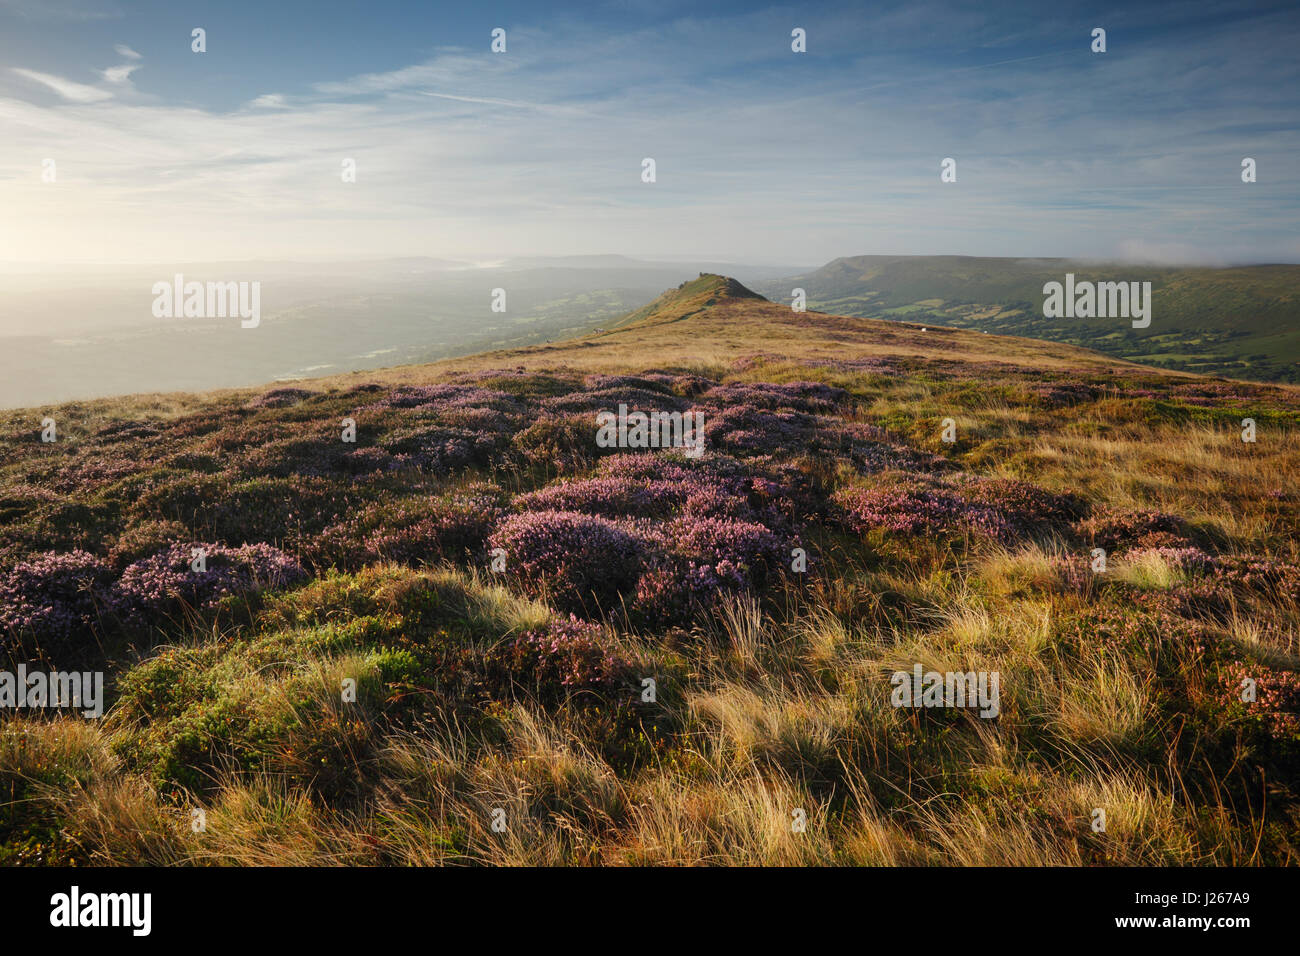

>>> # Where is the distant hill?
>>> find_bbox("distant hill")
[752,256,1300,383]
[607,273,768,330]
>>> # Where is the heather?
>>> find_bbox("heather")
[1,329,1298,867]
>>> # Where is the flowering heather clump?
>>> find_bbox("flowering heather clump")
[702,380,849,414]
[542,386,689,415]
[835,478,969,537]
[116,542,305,621]
[367,489,508,565]
[1027,381,1102,408]
[562,451,798,525]
[0,550,114,654]
[201,419,287,454]
[489,511,643,615]
[630,515,786,626]
[636,370,718,396]
[366,383,520,413]
[1214,555,1300,602]
[1143,580,1236,623]
[582,373,677,395]
[247,387,316,409]
[517,475,678,518]
[48,454,143,495]
[702,404,821,456]
[108,519,193,569]
[205,475,351,546]
[842,429,949,475]
[492,614,627,699]
[1074,508,1191,552]
[379,424,506,474]
[1170,382,1262,405]
[662,515,784,575]
[1126,545,1216,574]
[89,419,167,445]
[1218,661,1300,739]
[834,473,1078,542]
[340,446,406,475]
[511,414,604,473]
[955,476,1086,534]
[230,437,350,479]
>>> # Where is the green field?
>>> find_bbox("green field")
[755,256,1300,383]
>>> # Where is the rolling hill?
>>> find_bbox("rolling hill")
[752,256,1300,383]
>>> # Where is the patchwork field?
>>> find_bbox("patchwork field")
[755,256,1300,384]
[2,276,1297,865]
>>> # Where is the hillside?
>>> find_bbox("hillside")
[752,256,1300,384]
[2,278,1299,867]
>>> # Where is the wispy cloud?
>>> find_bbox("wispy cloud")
[0,3,1296,265]
[102,63,139,85]
[11,67,113,102]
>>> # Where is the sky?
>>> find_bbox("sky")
[0,0,1297,266]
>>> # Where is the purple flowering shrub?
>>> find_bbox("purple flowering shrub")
[954,476,1087,535]
[1214,555,1300,603]
[489,511,644,615]
[116,542,306,622]
[1218,660,1300,740]
[1027,381,1102,408]
[633,515,786,626]
[107,519,193,569]
[835,477,967,536]
[0,550,115,658]
[543,386,689,416]
[518,453,797,527]
[702,404,821,456]
[701,380,849,414]
[363,384,522,414]
[1125,545,1216,575]
[835,473,1083,543]
[1074,508,1192,552]
[487,614,628,701]
[366,489,509,567]
[511,413,606,473]
[305,485,509,571]
[504,452,798,625]
[247,387,316,409]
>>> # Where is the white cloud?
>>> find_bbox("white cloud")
[248,93,290,109]
[10,67,112,102]
[0,9,1295,265]
[103,63,139,84]
[114,44,141,60]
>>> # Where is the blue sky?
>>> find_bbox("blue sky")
[0,0,1297,265]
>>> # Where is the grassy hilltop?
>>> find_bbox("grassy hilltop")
[2,274,1299,865]
[753,256,1300,384]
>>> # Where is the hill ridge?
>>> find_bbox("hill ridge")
[607,273,766,330]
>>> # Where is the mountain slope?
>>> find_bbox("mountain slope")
[605,273,768,330]
[752,256,1300,383]
[2,272,1299,868]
